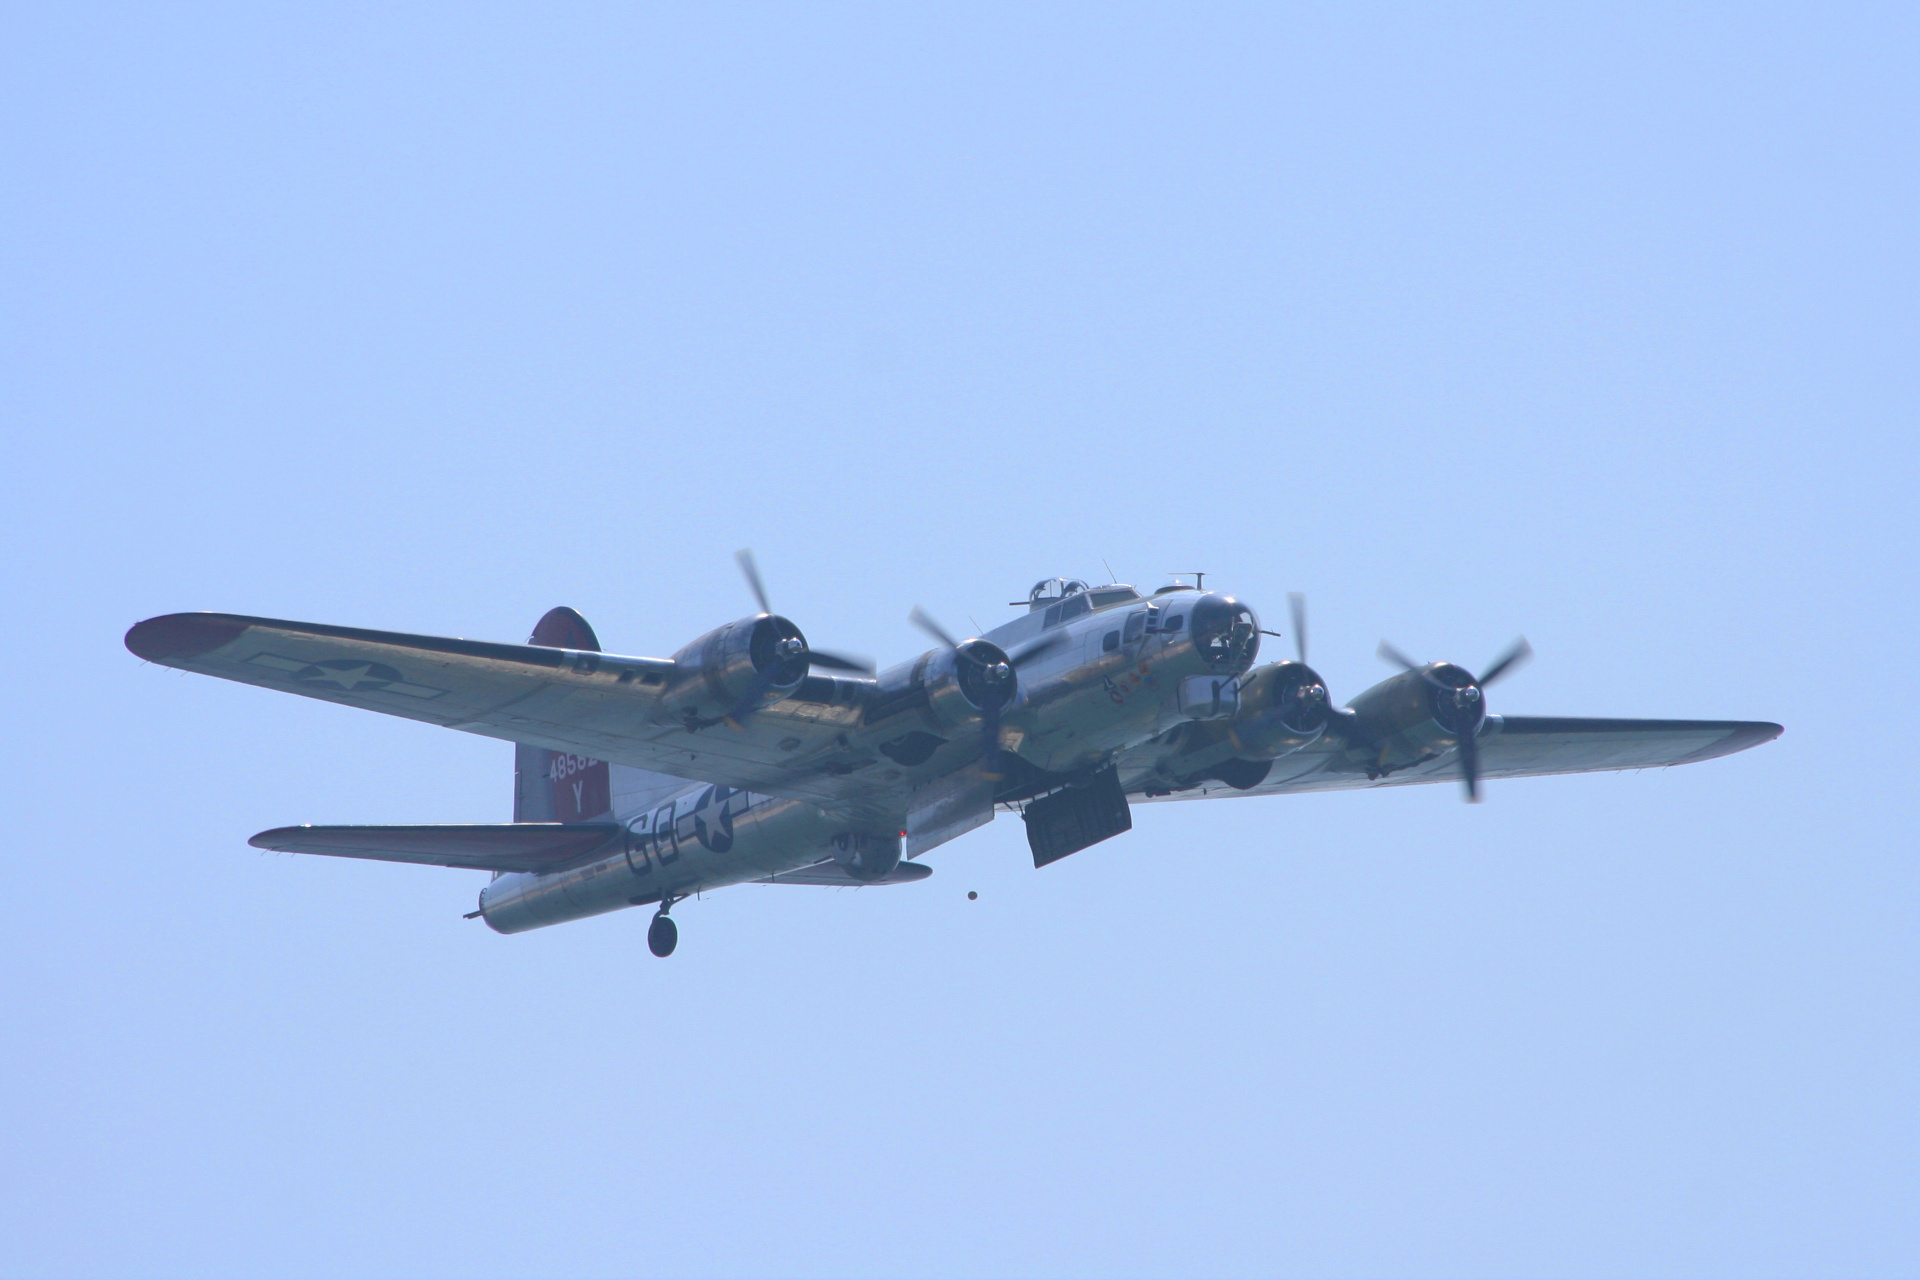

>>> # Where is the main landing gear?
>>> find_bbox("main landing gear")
[647,897,681,958]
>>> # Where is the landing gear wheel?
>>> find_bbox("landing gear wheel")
[647,912,678,958]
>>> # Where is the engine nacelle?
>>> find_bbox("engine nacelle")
[1341,662,1485,774]
[923,638,1020,733]
[666,614,811,722]
[1226,660,1331,758]
[865,638,1023,746]
[832,831,903,882]
[1148,659,1330,791]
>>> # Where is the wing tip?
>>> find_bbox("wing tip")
[126,612,250,663]
[1676,720,1784,765]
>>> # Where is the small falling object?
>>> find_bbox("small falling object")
[967,891,978,901]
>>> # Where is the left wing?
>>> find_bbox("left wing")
[127,612,883,815]
[1127,715,1782,801]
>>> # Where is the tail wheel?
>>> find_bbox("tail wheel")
[647,913,678,958]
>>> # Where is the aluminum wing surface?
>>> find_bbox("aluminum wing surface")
[125,612,873,810]
[1127,716,1782,802]
[250,824,622,873]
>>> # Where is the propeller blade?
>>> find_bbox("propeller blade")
[1007,629,1068,667]
[908,605,962,651]
[1377,639,1421,671]
[1477,637,1533,687]
[979,701,1004,781]
[1288,593,1308,664]
[734,548,772,616]
[806,647,876,675]
[1458,719,1482,802]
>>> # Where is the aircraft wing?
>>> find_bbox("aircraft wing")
[1128,715,1782,802]
[250,823,623,873]
[126,612,876,812]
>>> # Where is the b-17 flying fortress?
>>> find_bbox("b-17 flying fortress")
[127,555,1780,956]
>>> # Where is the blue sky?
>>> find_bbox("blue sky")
[3,5,1914,1277]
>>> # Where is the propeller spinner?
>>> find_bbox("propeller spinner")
[720,550,875,728]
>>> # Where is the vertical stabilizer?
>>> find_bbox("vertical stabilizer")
[514,607,613,823]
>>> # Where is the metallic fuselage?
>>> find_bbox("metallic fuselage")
[480,585,1259,932]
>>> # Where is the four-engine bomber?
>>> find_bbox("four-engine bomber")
[126,558,1782,956]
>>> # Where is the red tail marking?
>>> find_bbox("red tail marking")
[523,607,611,822]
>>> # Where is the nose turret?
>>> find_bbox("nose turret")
[1188,592,1261,674]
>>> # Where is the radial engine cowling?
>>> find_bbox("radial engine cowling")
[1226,660,1333,758]
[1151,659,1330,792]
[919,638,1021,735]
[667,614,812,722]
[1342,662,1486,768]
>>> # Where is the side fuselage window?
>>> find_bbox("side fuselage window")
[1123,610,1147,644]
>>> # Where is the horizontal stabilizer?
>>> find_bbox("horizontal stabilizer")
[756,859,933,887]
[250,823,622,873]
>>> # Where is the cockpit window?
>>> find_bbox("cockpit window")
[1043,591,1093,629]
[1028,577,1093,611]
[1029,578,1087,600]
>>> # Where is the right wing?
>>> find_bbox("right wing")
[1127,715,1782,801]
[250,823,622,873]
[127,612,884,815]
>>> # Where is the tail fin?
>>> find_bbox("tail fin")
[514,607,612,823]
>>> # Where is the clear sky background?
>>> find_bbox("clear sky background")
[3,5,1914,1278]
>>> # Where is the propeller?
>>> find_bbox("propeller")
[906,605,962,651]
[716,550,874,731]
[1375,634,1533,802]
[1376,639,1421,672]
[909,607,1066,779]
[1270,592,1337,734]
[733,549,874,674]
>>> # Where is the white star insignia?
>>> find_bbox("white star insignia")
[296,661,391,692]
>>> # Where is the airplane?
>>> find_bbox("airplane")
[125,556,1781,957]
